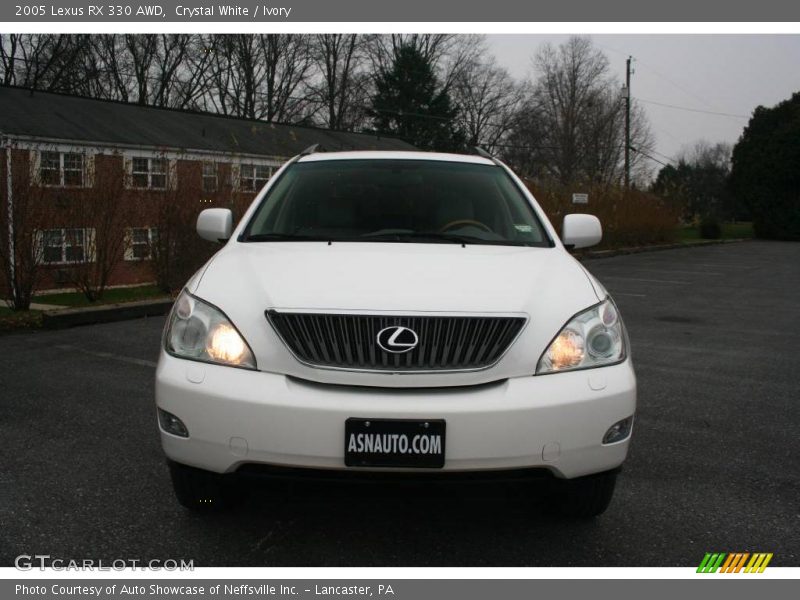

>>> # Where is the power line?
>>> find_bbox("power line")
[629,146,670,167]
[631,57,724,113]
[592,43,749,123]
[647,148,679,164]
[635,97,750,119]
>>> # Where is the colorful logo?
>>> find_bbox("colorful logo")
[697,552,773,573]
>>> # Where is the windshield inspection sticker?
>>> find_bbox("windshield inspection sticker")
[514,224,533,232]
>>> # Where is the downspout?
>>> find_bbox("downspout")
[4,135,15,307]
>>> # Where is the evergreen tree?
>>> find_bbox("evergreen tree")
[730,92,800,240]
[369,45,463,151]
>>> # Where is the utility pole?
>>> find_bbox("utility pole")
[624,56,632,189]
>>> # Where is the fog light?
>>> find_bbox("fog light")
[603,416,633,444]
[158,408,189,438]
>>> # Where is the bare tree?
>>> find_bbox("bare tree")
[0,34,21,85]
[203,34,314,122]
[308,34,369,130]
[149,165,219,293]
[452,57,523,152]
[111,35,202,107]
[0,34,93,93]
[504,36,653,186]
[677,140,732,171]
[258,34,315,122]
[86,35,133,101]
[173,35,216,110]
[0,147,56,310]
[65,156,133,301]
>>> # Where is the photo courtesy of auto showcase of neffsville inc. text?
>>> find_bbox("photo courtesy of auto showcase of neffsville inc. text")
[0,0,798,595]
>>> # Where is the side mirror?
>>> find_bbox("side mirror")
[562,213,602,249]
[197,208,233,243]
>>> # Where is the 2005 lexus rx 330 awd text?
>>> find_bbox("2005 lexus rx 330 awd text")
[156,149,636,517]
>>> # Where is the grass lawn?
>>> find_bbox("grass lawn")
[35,284,170,308]
[678,221,754,243]
[1,284,169,332]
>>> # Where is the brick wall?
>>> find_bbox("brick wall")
[0,146,267,300]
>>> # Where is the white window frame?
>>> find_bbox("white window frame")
[129,156,169,190]
[38,228,95,265]
[238,163,273,192]
[124,227,158,261]
[202,161,218,193]
[38,151,87,188]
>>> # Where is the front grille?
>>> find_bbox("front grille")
[266,311,526,372]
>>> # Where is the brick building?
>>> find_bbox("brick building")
[0,86,413,300]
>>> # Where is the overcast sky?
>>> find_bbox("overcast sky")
[485,34,800,168]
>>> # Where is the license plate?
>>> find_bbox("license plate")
[345,418,446,468]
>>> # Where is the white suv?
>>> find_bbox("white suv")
[156,150,636,517]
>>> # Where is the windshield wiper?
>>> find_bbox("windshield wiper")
[246,231,533,246]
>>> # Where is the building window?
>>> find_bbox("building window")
[202,162,218,193]
[240,164,272,192]
[39,151,85,187]
[40,228,90,264]
[125,227,158,261]
[131,157,168,189]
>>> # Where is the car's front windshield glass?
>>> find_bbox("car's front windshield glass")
[242,159,551,247]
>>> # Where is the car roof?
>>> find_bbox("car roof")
[297,150,496,166]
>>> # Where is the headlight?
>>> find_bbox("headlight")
[536,299,626,374]
[166,290,256,369]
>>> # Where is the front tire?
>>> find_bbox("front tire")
[168,461,241,511]
[547,470,618,518]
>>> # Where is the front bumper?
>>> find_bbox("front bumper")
[155,353,636,479]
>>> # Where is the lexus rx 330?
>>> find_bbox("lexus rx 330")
[156,149,636,517]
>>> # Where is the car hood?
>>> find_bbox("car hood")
[191,241,603,386]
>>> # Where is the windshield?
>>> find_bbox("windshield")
[241,159,551,247]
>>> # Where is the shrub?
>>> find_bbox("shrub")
[730,92,800,240]
[524,181,681,250]
[699,217,722,239]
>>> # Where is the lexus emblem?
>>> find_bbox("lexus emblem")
[376,326,419,354]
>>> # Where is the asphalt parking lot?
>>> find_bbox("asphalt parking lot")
[1,240,798,567]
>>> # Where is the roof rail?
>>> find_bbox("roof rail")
[473,146,503,166]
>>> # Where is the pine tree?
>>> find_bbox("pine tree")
[369,45,463,151]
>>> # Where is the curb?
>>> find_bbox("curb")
[577,238,749,261]
[41,298,174,329]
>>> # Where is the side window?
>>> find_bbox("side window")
[40,152,61,185]
[62,153,85,186]
[42,229,64,263]
[202,162,218,193]
[131,158,150,188]
[125,227,158,261]
[39,151,86,187]
[130,157,168,190]
[150,158,167,189]
[240,164,272,192]
[39,228,91,264]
